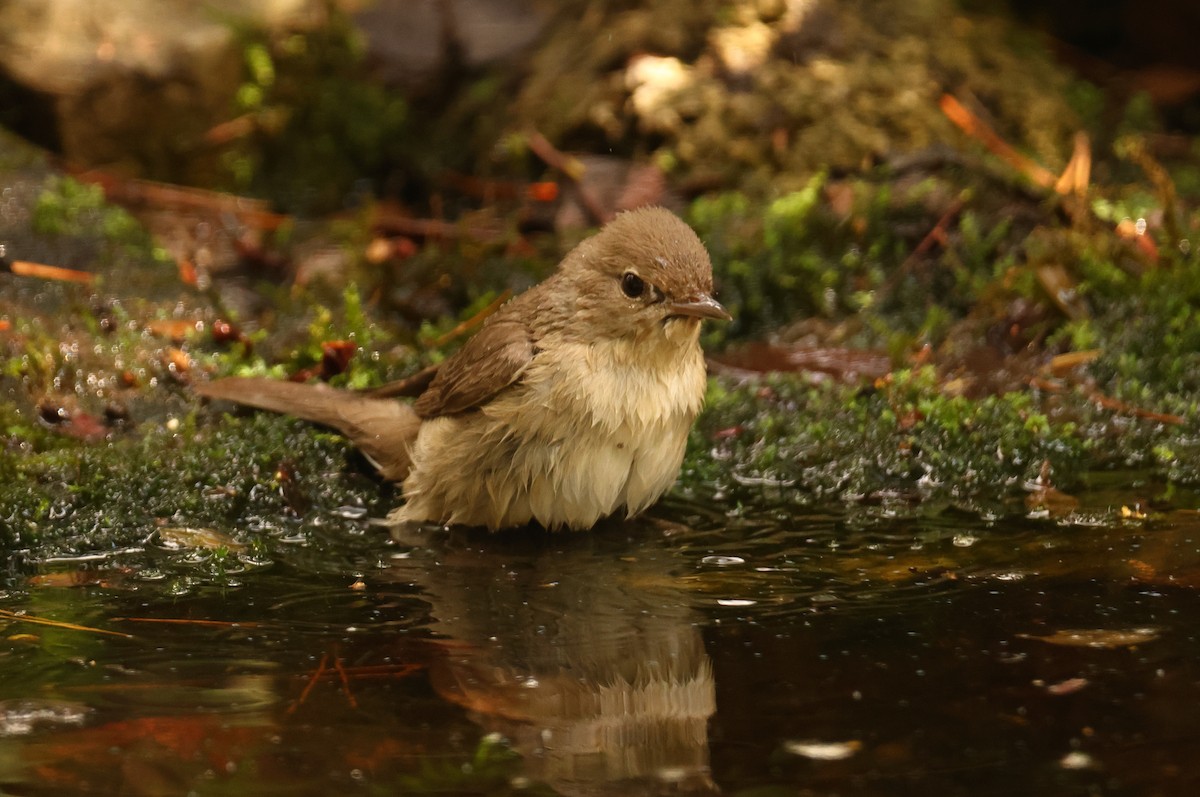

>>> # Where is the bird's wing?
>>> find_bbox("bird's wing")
[413,315,536,418]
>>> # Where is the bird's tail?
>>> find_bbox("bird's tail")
[195,377,420,482]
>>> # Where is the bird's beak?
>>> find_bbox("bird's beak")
[668,294,732,321]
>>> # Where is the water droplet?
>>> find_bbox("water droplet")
[331,505,368,520]
[952,534,977,547]
[1059,751,1095,770]
[702,555,745,566]
[784,739,861,760]
[655,766,689,783]
[717,598,756,607]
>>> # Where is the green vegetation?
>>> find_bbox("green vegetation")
[0,407,379,554]
[6,124,1200,558]
[32,176,143,243]
[686,368,1198,516]
[221,10,409,213]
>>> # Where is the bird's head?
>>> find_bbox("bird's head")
[563,207,730,345]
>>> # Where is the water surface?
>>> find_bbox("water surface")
[3,483,1199,795]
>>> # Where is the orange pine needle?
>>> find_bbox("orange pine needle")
[114,617,264,628]
[1048,350,1101,374]
[525,129,611,224]
[333,653,358,709]
[1090,392,1185,426]
[289,652,329,714]
[9,260,95,284]
[0,608,133,639]
[939,94,1057,189]
[1054,131,1092,197]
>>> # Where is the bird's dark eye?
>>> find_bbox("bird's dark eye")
[620,271,645,298]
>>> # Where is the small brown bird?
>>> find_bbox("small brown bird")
[196,207,729,531]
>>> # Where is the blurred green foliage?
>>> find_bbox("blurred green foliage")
[221,10,409,213]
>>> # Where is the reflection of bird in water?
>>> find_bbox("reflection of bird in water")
[389,524,719,796]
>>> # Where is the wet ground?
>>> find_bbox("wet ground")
[3,478,1200,796]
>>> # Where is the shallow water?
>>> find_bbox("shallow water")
[3,482,1200,796]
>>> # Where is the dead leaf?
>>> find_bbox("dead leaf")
[155,527,246,553]
[1036,263,1087,320]
[145,319,203,341]
[1044,677,1089,695]
[709,343,891,383]
[164,347,192,375]
[1025,485,1080,517]
[1048,349,1101,374]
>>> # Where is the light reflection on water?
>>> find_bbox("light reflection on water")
[3,492,1200,795]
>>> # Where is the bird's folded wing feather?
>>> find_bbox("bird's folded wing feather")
[413,315,536,418]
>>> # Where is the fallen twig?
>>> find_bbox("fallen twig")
[1030,376,1186,426]
[878,195,967,297]
[1089,392,1185,426]
[525,130,611,225]
[1047,349,1101,374]
[71,169,290,232]
[370,206,502,243]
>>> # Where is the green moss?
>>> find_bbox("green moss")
[692,174,1025,346]
[683,366,1198,516]
[694,178,884,341]
[32,177,142,244]
[0,410,382,556]
[1087,269,1200,415]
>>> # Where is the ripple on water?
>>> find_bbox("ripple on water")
[0,699,93,737]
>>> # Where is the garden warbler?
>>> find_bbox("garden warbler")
[196,207,730,530]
